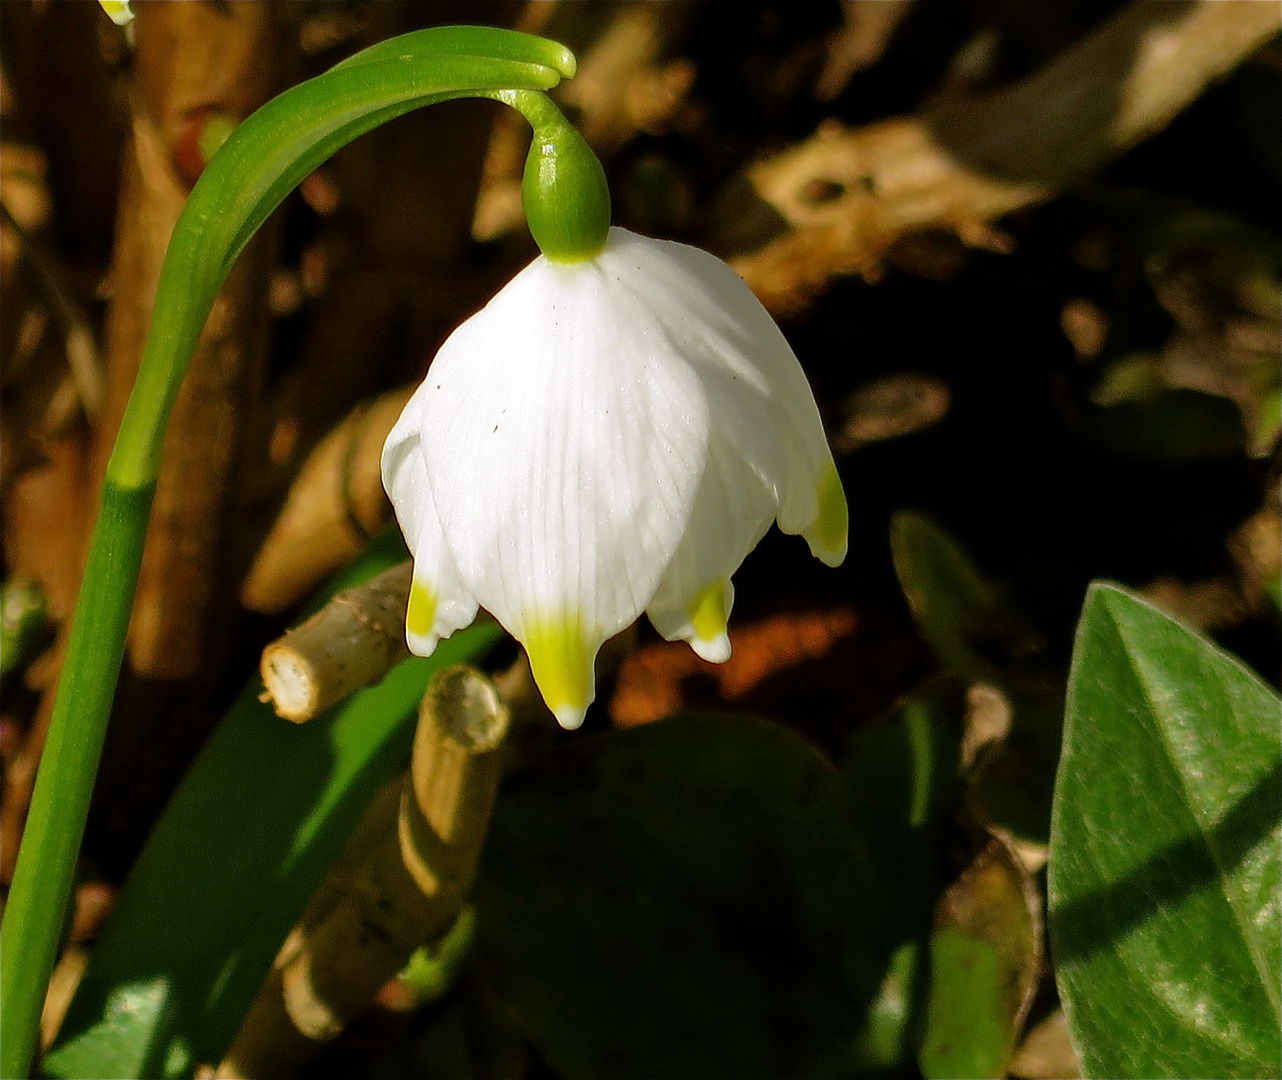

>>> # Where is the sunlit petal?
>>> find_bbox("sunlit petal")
[381,386,478,654]
[420,250,709,639]
[384,227,846,727]
[647,440,775,660]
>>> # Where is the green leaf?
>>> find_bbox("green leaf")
[919,837,1041,1080]
[841,678,965,1071]
[1050,582,1281,1079]
[474,714,889,1078]
[890,511,1001,683]
[42,539,502,1080]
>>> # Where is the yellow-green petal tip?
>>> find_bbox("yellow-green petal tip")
[688,582,732,663]
[805,463,848,567]
[406,578,439,655]
[523,614,594,730]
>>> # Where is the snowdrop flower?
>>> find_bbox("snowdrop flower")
[382,225,846,730]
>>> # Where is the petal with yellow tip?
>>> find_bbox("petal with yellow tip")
[802,462,849,568]
[521,614,597,731]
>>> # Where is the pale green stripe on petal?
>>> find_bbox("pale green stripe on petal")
[523,614,594,730]
[406,578,439,656]
[98,0,134,26]
[803,463,848,567]
[688,581,732,663]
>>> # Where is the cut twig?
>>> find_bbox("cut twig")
[219,666,510,1079]
[259,561,412,723]
[730,0,1280,316]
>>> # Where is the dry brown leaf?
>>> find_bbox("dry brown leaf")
[610,607,857,726]
[732,0,1280,316]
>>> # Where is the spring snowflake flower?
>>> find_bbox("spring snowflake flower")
[382,226,847,729]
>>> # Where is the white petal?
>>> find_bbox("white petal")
[647,440,776,660]
[421,253,710,628]
[382,227,846,726]
[381,380,436,549]
[381,383,478,654]
[417,237,717,721]
[602,229,845,554]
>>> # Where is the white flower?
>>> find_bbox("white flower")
[382,226,846,730]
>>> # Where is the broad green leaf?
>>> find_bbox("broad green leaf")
[1050,582,1281,1079]
[474,714,889,1078]
[42,536,502,1080]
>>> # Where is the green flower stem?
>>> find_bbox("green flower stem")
[0,25,589,1079]
[0,485,150,1080]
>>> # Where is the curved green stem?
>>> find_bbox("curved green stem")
[110,30,573,490]
[0,26,582,1080]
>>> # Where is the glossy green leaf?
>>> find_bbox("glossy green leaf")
[42,539,502,1079]
[474,714,888,1079]
[1050,582,1281,1079]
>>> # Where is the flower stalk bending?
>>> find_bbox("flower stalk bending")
[498,89,612,263]
[0,26,584,1079]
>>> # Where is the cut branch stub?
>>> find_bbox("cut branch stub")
[219,665,510,1079]
[259,561,412,722]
